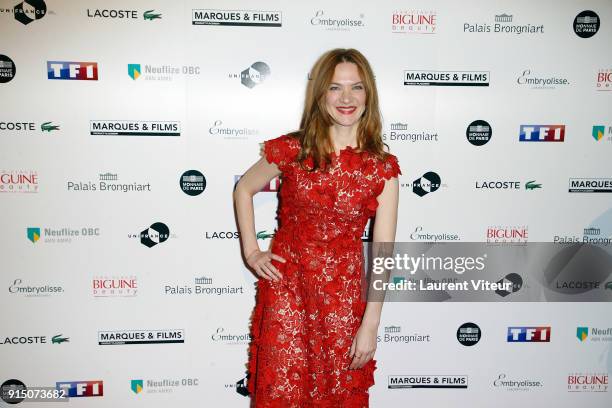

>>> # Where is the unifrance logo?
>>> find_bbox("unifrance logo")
[519,125,565,142]
[412,172,441,196]
[47,61,98,80]
[13,0,47,25]
[140,222,170,248]
[231,62,270,88]
[507,327,550,342]
[495,273,523,297]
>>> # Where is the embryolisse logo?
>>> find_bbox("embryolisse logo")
[211,327,251,344]
[9,278,64,297]
[493,373,543,391]
[209,120,259,139]
[410,226,459,241]
[517,69,570,89]
[310,10,364,30]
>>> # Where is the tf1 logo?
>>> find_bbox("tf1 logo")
[47,61,98,80]
[507,326,551,342]
[56,380,103,397]
[519,125,565,142]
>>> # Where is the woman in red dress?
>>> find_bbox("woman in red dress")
[233,48,401,407]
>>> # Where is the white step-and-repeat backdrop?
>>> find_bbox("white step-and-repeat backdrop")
[1,0,611,406]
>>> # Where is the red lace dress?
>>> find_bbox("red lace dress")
[247,134,401,407]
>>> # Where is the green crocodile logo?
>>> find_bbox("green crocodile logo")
[52,334,70,344]
[143,10,162,21]
[525,180,542,190]
[41,122,59,132]
[256,230,275,240]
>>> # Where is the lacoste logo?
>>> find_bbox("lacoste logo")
[525,180,541,190]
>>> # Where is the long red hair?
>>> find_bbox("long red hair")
[287,48,390,171]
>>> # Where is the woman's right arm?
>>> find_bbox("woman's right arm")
[233,155,286,281]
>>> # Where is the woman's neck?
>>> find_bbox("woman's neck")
[329,124,358,150]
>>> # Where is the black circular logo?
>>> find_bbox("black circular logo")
[466,120,492,146]
[140,222,170,248]
[457,322,481,346]
[412,171,441,197]
[14,0,47,25]
[180,170,206,196]
[573,10,600,38]
[1,379,26,404]
[0,55,16,84]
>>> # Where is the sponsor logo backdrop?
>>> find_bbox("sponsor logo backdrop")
[0,0,611,406]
